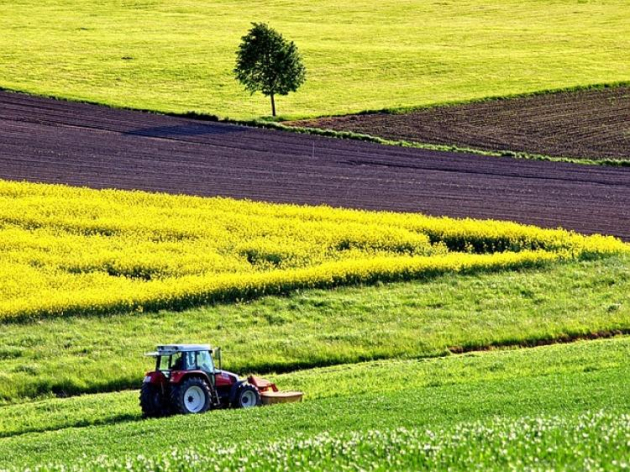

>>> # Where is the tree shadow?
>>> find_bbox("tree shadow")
[124,123,241,139]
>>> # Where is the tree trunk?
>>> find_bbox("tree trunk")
[270,94,276,117]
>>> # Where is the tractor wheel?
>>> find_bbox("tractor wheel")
[234,384,261,408]
[139,383,168,418]
[170,377,212,414]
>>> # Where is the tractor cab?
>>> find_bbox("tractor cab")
[151,344,219,377]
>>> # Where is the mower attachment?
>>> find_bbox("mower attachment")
[248,375,304,405]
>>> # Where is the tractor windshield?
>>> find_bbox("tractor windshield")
[156,350,214,373]
[197,350,214,373]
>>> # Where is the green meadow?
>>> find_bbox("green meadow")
[1,336,628,469]
[1,0,628,119]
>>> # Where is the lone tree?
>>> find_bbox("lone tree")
[234,23,306,117]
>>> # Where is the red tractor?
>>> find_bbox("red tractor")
[140,344,301,416]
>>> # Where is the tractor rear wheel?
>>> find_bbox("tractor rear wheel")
[234,384,261,408]
[140,383,168,418]
[170,377,212,414]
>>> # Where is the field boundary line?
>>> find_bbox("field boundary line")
[446,328,630,354]
[1,83,629,167]
[238,122,630,167]
[0,253,587,324]
[284,81,630,119]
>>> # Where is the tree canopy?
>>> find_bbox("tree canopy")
[234,23,306,117]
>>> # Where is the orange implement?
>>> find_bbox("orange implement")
[248,375,303,405]
[260,390,304,405]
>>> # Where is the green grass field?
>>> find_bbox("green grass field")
[1,0,628,119]
[1,336,628,469]
[37,411,627,471]
[1,255,628,404]
[7,412,630,471]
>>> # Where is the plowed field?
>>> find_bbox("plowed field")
[291,87,630,161]
[1,91,629,240]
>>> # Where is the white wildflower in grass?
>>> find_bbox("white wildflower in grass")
[14,410,630,472]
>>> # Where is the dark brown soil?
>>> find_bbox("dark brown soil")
[291,87,630,161]
[1,91,629,240]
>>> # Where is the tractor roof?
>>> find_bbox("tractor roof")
[145,344,212,356]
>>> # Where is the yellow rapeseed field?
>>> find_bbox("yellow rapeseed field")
[0,180,626,321]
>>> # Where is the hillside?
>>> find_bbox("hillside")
[1,0,628,119]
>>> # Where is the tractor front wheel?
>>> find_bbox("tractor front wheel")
[140,383,168,418]
[234,384,261,408]
[170,377,212,414]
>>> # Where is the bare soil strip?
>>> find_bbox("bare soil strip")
[0,91,629,240]
[291,87,630,161]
